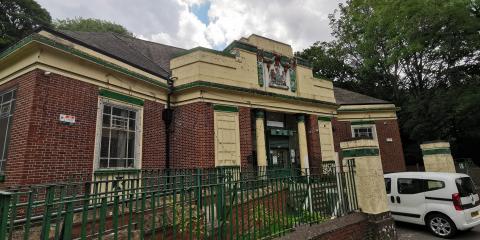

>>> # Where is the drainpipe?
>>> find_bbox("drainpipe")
[163,77,176,170]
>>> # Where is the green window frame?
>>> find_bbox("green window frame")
[0,89,16,177]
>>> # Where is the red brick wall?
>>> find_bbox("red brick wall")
[332,118,406,172]
[239,107,253,167]
[170,102,215,168]
[332,118,351,153]
[142,100,166,169]
[2,70,98,186]
[0,70,168,186]
[306,115,322,169]
[1,71,39,187]
[375,120,406,173]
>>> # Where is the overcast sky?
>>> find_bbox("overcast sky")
[36,0,344,51]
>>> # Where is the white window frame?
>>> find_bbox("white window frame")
[351,124,377,140]
[93,98,143,171]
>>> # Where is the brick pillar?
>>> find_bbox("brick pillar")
[340,139,396,239]
[297,114,309,172]
[420,141,456,173]
[255,110,267,168]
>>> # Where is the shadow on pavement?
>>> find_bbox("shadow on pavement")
[396,221,480,240]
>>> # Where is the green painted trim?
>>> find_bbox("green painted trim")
[338,107,400,112]
[422,148,451,156]
[255,109,265,118]
[175,81,338,107]
[175,46,236,59]
[224,40,258,53]
[342,148,379,158]
[0,34,168,89]
[94,168,141,175]
[0,175,4,182]
[322,160,336,164]
[99,89,144,106]
[213,104,238,112]
[350,120,375,125]
[318,116,332,122]
[270,129,294,136]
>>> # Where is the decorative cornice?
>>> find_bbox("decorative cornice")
[174,81,338,107]
[0,34,168,89]
[342,148,379,158]
[99,89,144,106]
[338,107,400,112]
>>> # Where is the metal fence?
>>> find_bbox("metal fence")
[455,158,480,189]
[0,161,358,240]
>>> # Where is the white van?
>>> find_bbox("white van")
[384,172,480,238]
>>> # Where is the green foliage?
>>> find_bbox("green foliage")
[0,0,51,50]
[299,0,480,164]
[53,17,133,36]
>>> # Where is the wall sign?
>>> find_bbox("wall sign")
[59,114,76,125]
[257,51,297,92]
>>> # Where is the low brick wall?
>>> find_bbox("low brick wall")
[277,211,397,240]
[277,212,368,240]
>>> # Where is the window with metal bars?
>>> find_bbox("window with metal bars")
[99,103,138,169]
[0,89,16,175]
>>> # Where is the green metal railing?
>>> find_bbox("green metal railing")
[0,161,358,240]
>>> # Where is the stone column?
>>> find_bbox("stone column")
[420,141,456,173]
[340,139,396,239]
[297,114,309,171]
[255,110,267,168]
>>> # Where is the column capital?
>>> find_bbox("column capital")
[296,114,305,123]
[254,109,265,118]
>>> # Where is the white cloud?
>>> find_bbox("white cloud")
[37,0,344,51]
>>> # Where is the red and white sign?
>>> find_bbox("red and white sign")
[59,114,76,124]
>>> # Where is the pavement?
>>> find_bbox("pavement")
[396,221,480,240]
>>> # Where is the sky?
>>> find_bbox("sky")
[36,0,344,51]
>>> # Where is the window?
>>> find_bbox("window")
[0,89,15,175]
[98,102,139,169]
[426,180,445,191]
[384,178,391,194]
[398,178,425,194]
[456,177,476,197]
[398,178,446,194]
[351,125,375,139]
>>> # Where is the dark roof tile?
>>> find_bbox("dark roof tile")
[334,87,390,105]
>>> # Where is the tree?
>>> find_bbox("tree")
[53,18,133,36]
[0,0,51,50]
[299,0,480,164]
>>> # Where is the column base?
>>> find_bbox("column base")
[366,212,397,239]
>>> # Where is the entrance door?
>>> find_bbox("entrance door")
[270,148,289,167]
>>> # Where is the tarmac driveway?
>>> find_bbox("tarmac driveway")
[396,221,480,240]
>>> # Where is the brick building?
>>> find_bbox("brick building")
[0,28,405,186]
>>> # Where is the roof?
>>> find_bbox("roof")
[333,87,390,105]
[385,172,469,180]
[49,29,186,79]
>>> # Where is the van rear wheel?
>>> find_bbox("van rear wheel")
[426,213,457,238]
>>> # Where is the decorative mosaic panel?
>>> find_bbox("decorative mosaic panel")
[257,51,297,92]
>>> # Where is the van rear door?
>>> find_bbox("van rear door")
[455,177,480,223]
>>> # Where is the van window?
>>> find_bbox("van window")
[384,178,391,194]
[426,180,445,191]
[456,177,476,197]
[398,178,425,194]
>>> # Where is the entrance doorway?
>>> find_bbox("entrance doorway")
[265,112,300,168]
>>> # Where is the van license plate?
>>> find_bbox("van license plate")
[471,211,479,218]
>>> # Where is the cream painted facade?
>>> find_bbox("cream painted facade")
[420,141,456,173]
[0,30,404,180]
